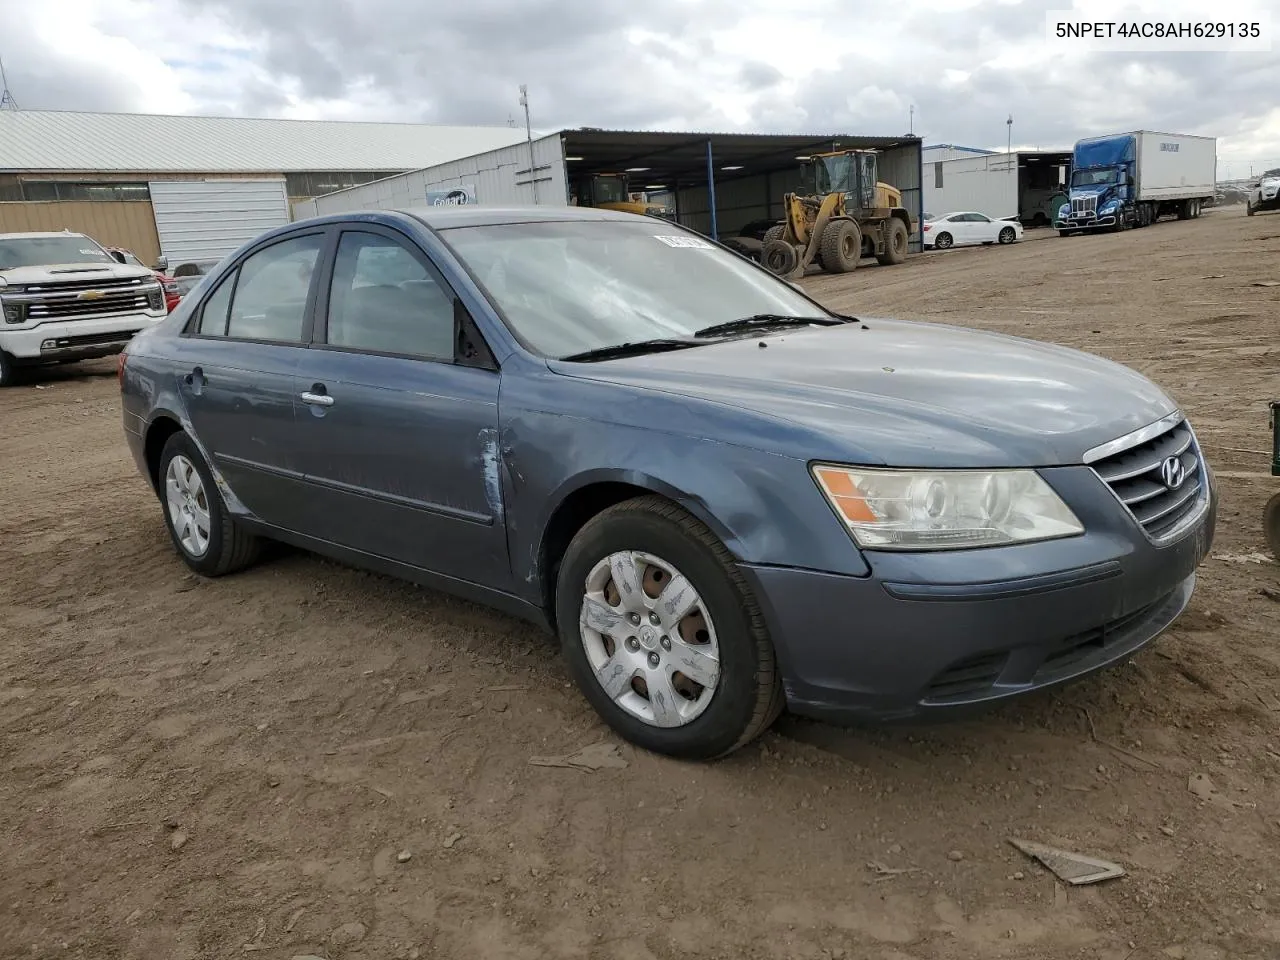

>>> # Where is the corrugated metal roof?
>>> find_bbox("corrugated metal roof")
[0,110,535,174]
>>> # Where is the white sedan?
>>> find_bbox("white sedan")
[1246,175,1279,216]
[923,211,1023,250]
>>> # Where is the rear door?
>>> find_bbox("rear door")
[289,223,510,589]
[176,228,329,529]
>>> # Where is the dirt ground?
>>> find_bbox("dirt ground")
[2,207,1278,960]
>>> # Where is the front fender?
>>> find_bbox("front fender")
[500,405,872,606]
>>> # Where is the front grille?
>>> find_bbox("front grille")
[1071,195,1097,218]
[4,275,161,323]
[1089,418,1205,540]
[1032,592,1169,681]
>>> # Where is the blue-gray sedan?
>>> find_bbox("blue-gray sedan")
[119,206,1217,759]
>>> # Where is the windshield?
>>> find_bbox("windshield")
[814,154,853,195]
[591,177,627,204]
[441,219,831,359]
[1071,168,1118,188]
[0,235,113,270]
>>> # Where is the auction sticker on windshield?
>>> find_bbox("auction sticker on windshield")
[653,235,715,249]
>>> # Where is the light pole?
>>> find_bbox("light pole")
[519,84,539,204]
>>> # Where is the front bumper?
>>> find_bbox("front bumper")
[742,466,1216,723]
[1061,214,1117,229]
[0,312,164,360]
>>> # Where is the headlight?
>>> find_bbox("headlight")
[811,465,1084,550]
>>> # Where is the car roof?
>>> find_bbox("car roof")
[403,204,646,230]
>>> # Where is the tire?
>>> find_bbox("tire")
[934,230,953,249]
[0,350,15,388]
[1032,213,1048,227]
[998,226,1016,244]
[818,218,861,272]
[158,431,261,577]
[1266,492,1280,561]
[876,218,909,265]
[760,238,798,276]
[1177,201,1190,221]
[763,225,785,243]
[1247,201,1255,217]
[555,495,784,760]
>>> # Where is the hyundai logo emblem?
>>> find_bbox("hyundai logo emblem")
[1159,456,1186,490]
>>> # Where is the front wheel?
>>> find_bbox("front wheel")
[998,226,1016,244]
[555,496,784,760]
[158,431,262,577]
[0,350,15,388]
[934,231,953,249]
[1247,201,1255,217]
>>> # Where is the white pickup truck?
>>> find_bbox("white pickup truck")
[0,231,168,386]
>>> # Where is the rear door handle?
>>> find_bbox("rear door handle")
[300,391,334,407]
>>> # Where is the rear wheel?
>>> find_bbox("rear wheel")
[0,350,14,388]
[761,238,798,276]
[998,226,1017,244]
[934,230,954,249]
[876,218,909,265]
[1247,201,1255,217]
[158,431,261,577]
[555,496,784,760]
[1266,492,1280,560]
[818,219,861,272]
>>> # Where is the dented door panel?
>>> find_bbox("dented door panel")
[288,350,508,588]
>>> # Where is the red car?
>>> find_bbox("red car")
[107,247,182,312]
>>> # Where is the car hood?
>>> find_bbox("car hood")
[0,262,153,285]
[548,318,1177,467]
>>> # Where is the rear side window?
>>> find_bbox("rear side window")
[225,234,323,343]
[197,272,235,335]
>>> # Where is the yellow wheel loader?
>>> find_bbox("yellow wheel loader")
[572,173,672,218]
[761,149,913,277]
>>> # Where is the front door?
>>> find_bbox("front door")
[176,230,327,530]
[290,225,510,590]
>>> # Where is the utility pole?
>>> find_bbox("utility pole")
[1006,114,1012,155]
[0,54,18,111]
[518,84,538,204]
[909,105,914,136]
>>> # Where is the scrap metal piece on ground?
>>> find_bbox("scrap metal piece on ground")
[1008,839,1126,885]
[529,742,628,771]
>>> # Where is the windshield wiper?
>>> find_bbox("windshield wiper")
[693,314,848,338]
[559,338,704,362]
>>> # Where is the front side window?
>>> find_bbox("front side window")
[225,234,323,343]
[324,231,455,359]
[441,219,831,359]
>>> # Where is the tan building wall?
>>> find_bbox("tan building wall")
[0,200,163,265]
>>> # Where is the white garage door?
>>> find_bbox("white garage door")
[149,178,291,265]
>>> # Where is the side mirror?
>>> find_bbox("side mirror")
[154,256,169,272]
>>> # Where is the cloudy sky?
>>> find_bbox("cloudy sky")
[4,0,1278,178]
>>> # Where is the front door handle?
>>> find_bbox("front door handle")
[300,391,334,407]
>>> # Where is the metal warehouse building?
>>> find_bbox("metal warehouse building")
[923,149,1073,225]
[0,110,531,265]
[294,128,925,250]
